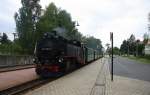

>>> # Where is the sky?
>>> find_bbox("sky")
[0,0,150,48]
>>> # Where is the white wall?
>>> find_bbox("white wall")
[145,45,150,55]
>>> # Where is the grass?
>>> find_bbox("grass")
[125,55,150,64]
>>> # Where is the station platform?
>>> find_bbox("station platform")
[23,58,111,95]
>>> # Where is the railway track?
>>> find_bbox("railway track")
[0,64,35,72]
[0,63,87,95]
[0,59,102,95]
[0,78,56,95]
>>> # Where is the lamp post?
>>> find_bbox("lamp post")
[12,33,18,41]
[110,32,113,81]
[72,21,79,40]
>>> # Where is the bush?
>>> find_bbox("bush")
[0,43,30,55]
[143,55,150,59]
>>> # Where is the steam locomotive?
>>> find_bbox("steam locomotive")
[34,29,102,77]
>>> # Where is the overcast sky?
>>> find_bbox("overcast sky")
[0,0,150,48]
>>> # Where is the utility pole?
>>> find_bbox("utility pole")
[110,32,113,81]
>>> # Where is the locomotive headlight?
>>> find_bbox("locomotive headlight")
[58,58,63,63]
[33,58,37,63]
[33,57,39,63]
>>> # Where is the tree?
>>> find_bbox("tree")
[0,33,11,44]
[137,43,145,56]
[113,47,120,55]
[36,2,58,38]
[73,30,83,41]
[120,34,145,56]
[36,3,80,41]
[135,39,145,56]
[120,34,136,55]
[85,36,102,50]
[57,10,76,40]
[128,34,136,55]
[129,34,135,42]
[14,0,41,54]
[143,33,149,44]
[120,40,128,54]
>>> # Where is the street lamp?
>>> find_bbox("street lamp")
[12,33,18,41]
[76,21,80,26]
[72,21,80,40]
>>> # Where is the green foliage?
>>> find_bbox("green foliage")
[141,55,150,59]
[113,47,120,55]
[143,33,149,44]
[127,55,150,64]
[85,36,102,51]
[13,2,103,55]
[14,0,41,54]
[0,33,14,55]
[0,40,27,55]
[136,42,145,56]
[0,2,105,56]
[120,40,128,54]
[120,34,136,55]
[128,34,136,54]
[36,3,77,40]
[120,34,145,56]
[0,33,11,44]
[36,2,103,52]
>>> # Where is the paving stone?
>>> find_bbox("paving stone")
[24,59,107,95]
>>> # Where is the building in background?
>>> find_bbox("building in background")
[144,17,150,55]
[144,39,150,55]
[145,13,150,55]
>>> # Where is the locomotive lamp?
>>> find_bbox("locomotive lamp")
[58,58,63,63]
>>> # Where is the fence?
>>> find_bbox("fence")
[0,55,33,67]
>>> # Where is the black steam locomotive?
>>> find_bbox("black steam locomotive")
[34,29,102,77]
